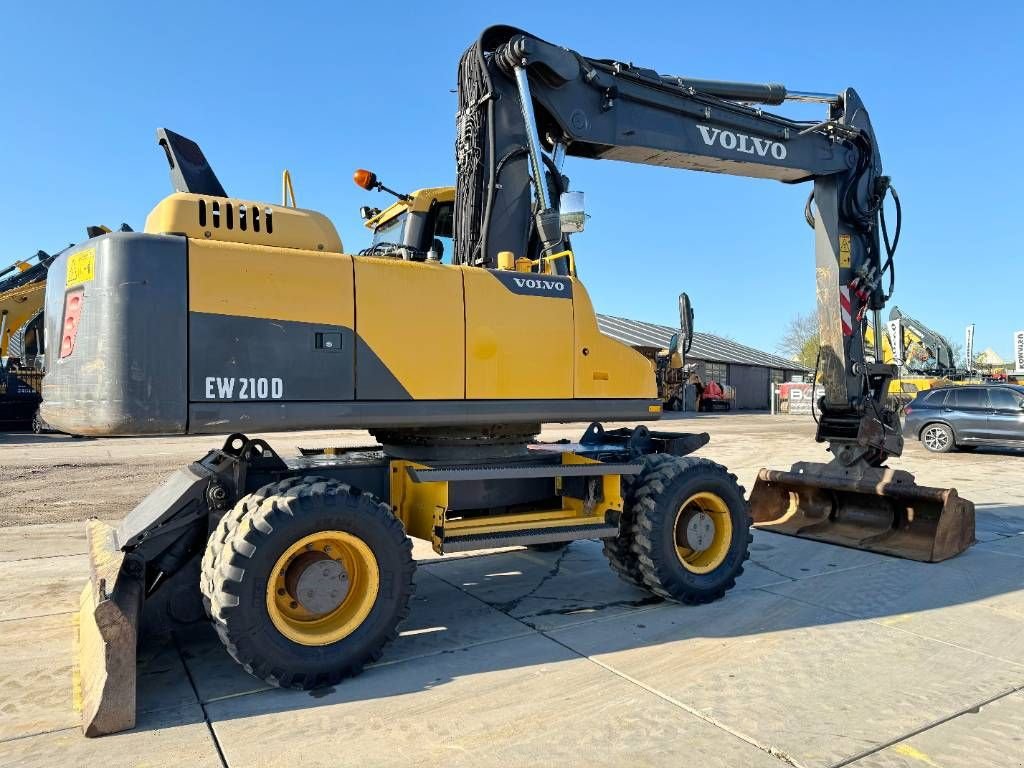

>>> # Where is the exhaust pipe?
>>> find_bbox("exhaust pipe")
[749,462,975,562]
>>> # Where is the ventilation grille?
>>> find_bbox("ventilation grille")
[198,199,274,234]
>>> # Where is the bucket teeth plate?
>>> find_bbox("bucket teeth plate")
[749,462,975,562]
[76,519,143,737]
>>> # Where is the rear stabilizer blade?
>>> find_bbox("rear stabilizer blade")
[749,462,975,562]
[75,519,143,737]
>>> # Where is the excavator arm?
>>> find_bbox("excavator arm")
[456,26,973,560]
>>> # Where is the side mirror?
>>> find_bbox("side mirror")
[559,191,586,233]
[678,292,694,355]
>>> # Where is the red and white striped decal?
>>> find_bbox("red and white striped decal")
[839,286,854,336]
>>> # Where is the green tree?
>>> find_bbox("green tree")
[778,311,819,369]
[797,336,820,370]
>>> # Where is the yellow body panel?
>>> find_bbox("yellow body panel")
[146,192,343,253]
[573,282,656,399]
[0,280,45,356]
[391,454,626,554]
[189,239,354,326]
[389,460,447,551]
[353,258,464,398]
[165,187,653,405]
[559,453,625,516]
[463,269,573,399]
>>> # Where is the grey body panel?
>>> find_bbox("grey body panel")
[187,398,658,435]
[189,312,355,402]
[41,233,188,435]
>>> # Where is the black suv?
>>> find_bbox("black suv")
[903,384,1024,453]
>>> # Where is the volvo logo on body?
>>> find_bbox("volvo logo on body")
[513,277,566,292]
[697,125,787,160]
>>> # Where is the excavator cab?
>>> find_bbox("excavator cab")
[356,171,455,263]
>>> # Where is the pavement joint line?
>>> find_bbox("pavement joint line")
[428,554,804,767]
[829,683,1024,768]
[0,608,76,623]
[757,587,1024,671]
[764,560,877,584]
[540,631,807,768]
[173,634,230,768]
[364,629,538,672]
[0,724,78,745]
[745,561,796,583]
[0,551,88,564]
[421,557,670,632]
[196,630,539,706]
[516,600,668,631]
[970,546,1024,561]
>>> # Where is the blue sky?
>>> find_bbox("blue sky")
[2,2,1021,357]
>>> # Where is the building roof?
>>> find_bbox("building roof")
[597,314,811,372]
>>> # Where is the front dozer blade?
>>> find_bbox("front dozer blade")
[749,462,975,562]
[74,519,143,737]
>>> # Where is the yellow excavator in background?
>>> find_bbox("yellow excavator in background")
[864,306,973,408]
[38,26,975,736]
[0,251,54,430]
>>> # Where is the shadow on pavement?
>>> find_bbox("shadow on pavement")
[124,510,1024,738]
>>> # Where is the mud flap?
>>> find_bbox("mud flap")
[74,519,144,737]
[749,462,975,562]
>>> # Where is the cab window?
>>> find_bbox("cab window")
[430,203,454,264]
[371,212,407,247]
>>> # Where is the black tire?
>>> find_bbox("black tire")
[201,477,415,689]
[527,541,572,552]
[201,476,312,618]
[601,453,676,588]
[920,422,954,453]
[630,457,751,604]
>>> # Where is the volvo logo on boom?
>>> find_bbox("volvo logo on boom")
[697,125,787,160]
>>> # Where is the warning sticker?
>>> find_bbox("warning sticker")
[838,234,851,268]
[66,248,96,287]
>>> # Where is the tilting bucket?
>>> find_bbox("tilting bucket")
[74,519,143,737]
[749,462,975,562]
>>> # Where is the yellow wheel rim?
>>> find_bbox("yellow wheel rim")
[673,492,733,574]
[266,531,379,646]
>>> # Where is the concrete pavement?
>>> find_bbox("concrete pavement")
[1,416,1022,767]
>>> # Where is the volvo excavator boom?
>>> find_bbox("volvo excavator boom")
[456,26,973,558]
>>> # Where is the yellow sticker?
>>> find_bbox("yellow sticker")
[66,248,96,287]
[648,404,662,413]
[838,234,851,268]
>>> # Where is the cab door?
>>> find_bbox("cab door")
[463,268,574,399]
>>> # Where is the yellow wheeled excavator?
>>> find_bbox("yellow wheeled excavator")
[39,26,974,736]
